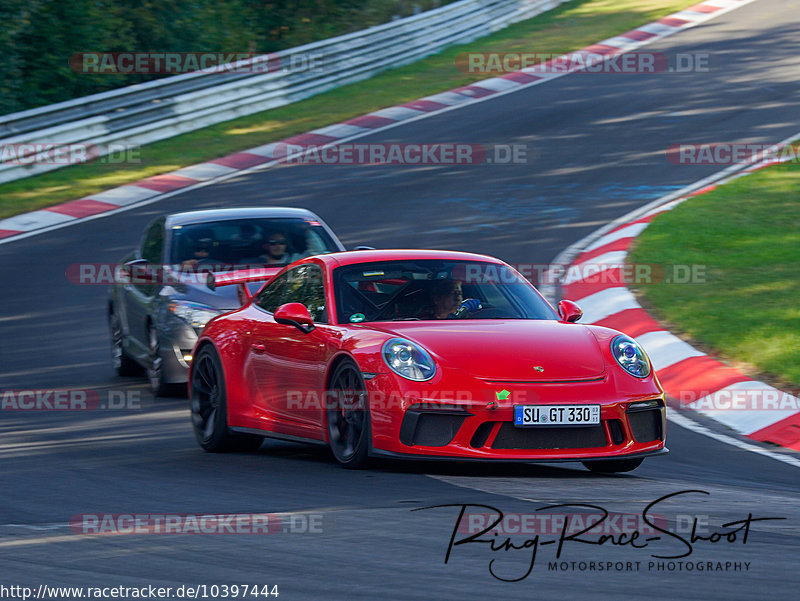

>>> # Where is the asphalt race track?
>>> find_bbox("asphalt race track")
[1,1,798,598]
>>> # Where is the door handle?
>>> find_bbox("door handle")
[251,343,267,354]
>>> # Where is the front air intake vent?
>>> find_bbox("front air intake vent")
[492,423,607,450]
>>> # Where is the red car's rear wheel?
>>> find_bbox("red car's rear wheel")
[191,345,262,452]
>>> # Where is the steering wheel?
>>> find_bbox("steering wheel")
[468,305,513,319]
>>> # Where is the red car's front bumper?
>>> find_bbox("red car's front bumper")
[365,368,667,461]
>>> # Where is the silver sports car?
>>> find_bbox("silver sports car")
[108,207,346,395]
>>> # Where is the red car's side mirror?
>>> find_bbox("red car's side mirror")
[558,299,583,323]
[274,302,315,333]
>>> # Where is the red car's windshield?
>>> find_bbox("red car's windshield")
[333,260,557,324]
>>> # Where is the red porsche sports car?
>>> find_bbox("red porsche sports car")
[190,250,667,471]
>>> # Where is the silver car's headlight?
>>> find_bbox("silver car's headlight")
[169,301,221,329]
[611,335,651,378]
[382,338,436,381]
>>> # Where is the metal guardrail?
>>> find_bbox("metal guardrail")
[0,0,570,184]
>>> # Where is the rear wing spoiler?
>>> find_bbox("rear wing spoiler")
[207,267,280,304]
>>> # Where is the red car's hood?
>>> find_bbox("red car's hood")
[372,320,606,381]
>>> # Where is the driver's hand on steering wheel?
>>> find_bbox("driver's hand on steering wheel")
[453,298,482,317]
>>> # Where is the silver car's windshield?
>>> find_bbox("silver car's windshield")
[169,218,338,268]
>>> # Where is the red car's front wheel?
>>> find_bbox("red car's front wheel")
[326,360,371,469]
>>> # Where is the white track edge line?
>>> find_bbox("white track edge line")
[668,412,800,469]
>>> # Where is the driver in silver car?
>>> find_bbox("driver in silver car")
[253,231,292,265]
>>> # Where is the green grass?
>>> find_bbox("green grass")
[0,0,692,219]
[629,161,800,386]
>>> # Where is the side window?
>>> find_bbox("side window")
[141,218,165,264]
[255,270,292,314]
[254,264,327,323]
[293,264,327,323]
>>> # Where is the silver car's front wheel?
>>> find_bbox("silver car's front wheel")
[147,324,169,396]
[110,311,139,376]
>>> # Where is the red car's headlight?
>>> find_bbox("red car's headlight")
[611,335,651,378]
[382,338,436,381]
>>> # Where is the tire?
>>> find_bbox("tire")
[190,344,263,452]
[326,360,371,469]
[146,323,182,397]
[110,311,140,376]
[583,457,644,473]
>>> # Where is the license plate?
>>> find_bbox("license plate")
[514,404,600,427]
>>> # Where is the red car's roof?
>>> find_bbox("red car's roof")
[318,249,502,267]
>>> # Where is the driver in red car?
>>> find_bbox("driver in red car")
[428,280,481,319]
